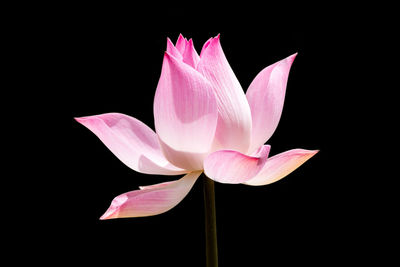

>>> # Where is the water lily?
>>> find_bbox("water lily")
[75,34,318,220]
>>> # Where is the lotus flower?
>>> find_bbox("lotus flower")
[75,34,318,220]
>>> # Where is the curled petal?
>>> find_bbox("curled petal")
[246,53,297,153]
[244,149,319,186]
[153,52,218,170]
[197,34,252,153]
[204,145,271,184]
[100,171,202,219]
[75,113,187,175]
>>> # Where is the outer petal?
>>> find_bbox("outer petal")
[197,34,252,153]
[182,38,200,68]
[75,113,187,175]
[244,149,319,186]
[100,171,202,219]
[246,53,297,153]
[203,145,271,184]
[153,52,218,170]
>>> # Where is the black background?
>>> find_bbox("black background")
[64,4,391,266]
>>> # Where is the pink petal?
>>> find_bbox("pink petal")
[203,145,271,184]
[100,171,202,219]
[166,37,183,60]
[182,38,200,68]
[197,34,252,153]
[153,52,218,170]
[75,113,187,175]
[246,53,297,153]
[244,149,319,186]
[199,37,212,58]
[175,34,186,55]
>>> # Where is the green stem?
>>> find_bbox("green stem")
[203,174,218,267]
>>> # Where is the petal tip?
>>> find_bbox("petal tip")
[311,149,319,155]
[74,116,91,125]
[74,115,101,128]
[298,148,320,158]
[212,33,221,44]
[99,194,128,220]
[205,34,221,49]
[299,149,320,161]
[99,203,120,220]
[288,52,298,64]
[166,37,174,46]
[177,33,185,42]
[99,215,108,220]
[99,209,114,220]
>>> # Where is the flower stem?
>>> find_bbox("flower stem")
[203,174,218,267]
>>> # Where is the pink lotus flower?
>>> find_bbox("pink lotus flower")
[75,34,318,220]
